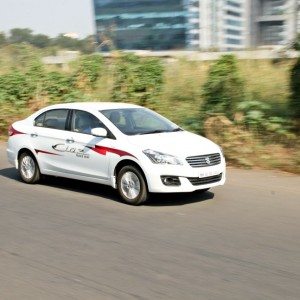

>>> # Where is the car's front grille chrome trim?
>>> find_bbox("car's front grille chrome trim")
[186,153,221,168]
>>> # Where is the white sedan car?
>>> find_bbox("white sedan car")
[7,102,226,205]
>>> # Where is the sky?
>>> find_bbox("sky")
[0,0,95,38]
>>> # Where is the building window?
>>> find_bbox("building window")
[227,1,241,9]
[227,10,241,17]
[226,29,242,36]
[260,21,284,45]
[226,19,242,26]
[189,33,199,40]
[226,38,241,45]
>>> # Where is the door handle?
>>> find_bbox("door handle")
[30,133,38,138]
[66,138,74,144]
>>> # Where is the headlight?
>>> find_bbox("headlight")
[143,149,182,165]
[219,146,224,157]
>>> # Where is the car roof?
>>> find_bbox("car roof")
[43,102,141,111]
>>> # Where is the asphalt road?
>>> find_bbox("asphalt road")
[0,144,299,300]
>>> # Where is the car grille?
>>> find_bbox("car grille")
[187,173,222,186]
[186,153,221,168]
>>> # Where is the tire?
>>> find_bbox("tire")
[117,165,148,205]
[18,152,41,184]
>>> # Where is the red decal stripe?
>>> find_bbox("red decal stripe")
[89,146,136,158]
[35,149,61,156]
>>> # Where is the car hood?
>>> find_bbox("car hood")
[127,131,220,158]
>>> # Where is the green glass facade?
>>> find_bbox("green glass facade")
[93,0,192,50]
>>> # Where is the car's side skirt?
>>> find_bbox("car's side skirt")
[42,170,111,186]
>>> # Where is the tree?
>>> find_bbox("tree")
[3,29,95,53]
[31,34,51,48]
[0,32,6,46]
[202,54,244,119]
[9,28,33,44]
[52,34,81,50]
[79,35,96,54]
[290,57,300,127]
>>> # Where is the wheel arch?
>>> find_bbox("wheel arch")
[17,148,38,168]
[114,159,148,190]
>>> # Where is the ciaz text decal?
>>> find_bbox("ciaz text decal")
[52,144,90,159]
[51,144,136,159]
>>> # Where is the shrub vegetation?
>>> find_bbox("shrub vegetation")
[0,44,299,173]
[202,54,244,119]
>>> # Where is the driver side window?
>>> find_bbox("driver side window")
[71,110,104,135]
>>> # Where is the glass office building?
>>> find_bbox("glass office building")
[93,0,198,50]
[93,0,299,51]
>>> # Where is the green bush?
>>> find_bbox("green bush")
[0,69,35,107]
[74,54,103,89]
[237,100,295,144]
[0,49,298,173]
[237,100,270,130]
[112,53,163,107]
[202,54,245,119]
[7,44,41,70]
[45,72,84,103]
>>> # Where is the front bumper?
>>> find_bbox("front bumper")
[143,159,226,193]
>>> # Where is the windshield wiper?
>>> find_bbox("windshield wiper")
[141,128,183,135]
[142,130,167,135]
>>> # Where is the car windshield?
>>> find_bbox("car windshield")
[100,108,182,136]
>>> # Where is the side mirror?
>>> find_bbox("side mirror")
[91,127,108,137]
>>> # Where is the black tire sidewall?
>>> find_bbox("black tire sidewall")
[18,152,40,184]
[117,165,148,205]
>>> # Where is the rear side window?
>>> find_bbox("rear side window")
[34,109,69,130]
[34,113,46,127]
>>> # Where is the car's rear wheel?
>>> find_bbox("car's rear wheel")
[18,152,40,184]
[117,165,148,205]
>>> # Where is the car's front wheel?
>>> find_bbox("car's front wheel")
[117,165,148,205]
[18,152,41,184]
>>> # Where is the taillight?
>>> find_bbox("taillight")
[8,125,14,136]
[8,125,24,136]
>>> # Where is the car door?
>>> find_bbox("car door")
[31,108,72,174]
[59,109,113,183]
